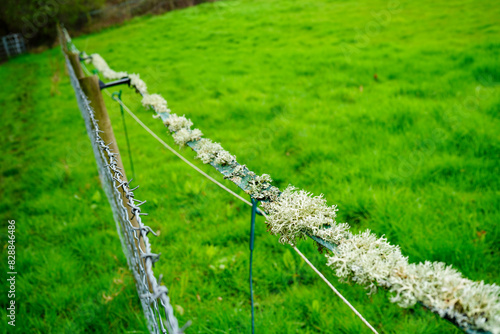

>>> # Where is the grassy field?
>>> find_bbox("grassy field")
[1,0,499,333]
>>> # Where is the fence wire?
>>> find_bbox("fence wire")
[65,52,185,334]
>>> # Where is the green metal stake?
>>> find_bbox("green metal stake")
[249,198,258,334]
[112,90,135,179]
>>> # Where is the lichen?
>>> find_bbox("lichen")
[172,128,203,147]
[90,54,128,80]
[326,230,407,292]
[128,73,148,95]
[90,54,147,95]
[224,164,247,179]
[194,138,236,165]
[261,185,348,245]
[142,94,169,113]
[247,174,274,200]
[165,114,193,132]
[326,231,500,333]
[214,150,236,166]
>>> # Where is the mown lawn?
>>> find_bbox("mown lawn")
[1,0,499,333]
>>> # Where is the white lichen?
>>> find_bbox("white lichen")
[247,174,274,200]
[194,138,223,163]
[326,231,500,333]
[389,261,500,333]
[214,149,236,166]
[165,114,194,133]
[142,94,169,113]
[223,164,248,184]
[90,54,128,79]
[90,54,148,96]
[261,185,348,245]
[129,73,148,95]
[172,128,203,147]
[194,138,236,165]
[326,230,408,292]
[226,164,247,178]
[459,281,500,333]
[256,184,280,202]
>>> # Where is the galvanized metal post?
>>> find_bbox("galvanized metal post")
[2,36,10,58]
[14,34,22,55]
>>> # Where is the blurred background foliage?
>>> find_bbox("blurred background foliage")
[0,0,214,47]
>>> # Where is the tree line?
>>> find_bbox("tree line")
[0,0,213,47]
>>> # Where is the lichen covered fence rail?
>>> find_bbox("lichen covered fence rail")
[62,27,499,334]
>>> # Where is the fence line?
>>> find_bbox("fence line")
[98,66,496,334]
[68,28,380,334]
[62,28,499,334]
[62,36,185,333]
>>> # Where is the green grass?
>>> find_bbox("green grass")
[1,0,499,333]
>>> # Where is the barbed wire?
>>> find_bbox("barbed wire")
[64,50,187,334]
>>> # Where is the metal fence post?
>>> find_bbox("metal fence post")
[14,34,21,55]
[2,36,10,58]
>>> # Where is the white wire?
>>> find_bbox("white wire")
[292,245,379,334]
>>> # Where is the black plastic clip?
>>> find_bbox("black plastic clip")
[79,52,92,62]
[99,77,131,90]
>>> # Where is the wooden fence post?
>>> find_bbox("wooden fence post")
[68,52,85,79]
[57,24,153,293]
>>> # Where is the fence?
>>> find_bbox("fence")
[61,33,186,333]
[0,34,26,61]
[60,26,499,334]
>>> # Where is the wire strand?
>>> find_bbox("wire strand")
[292,245,379,334]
